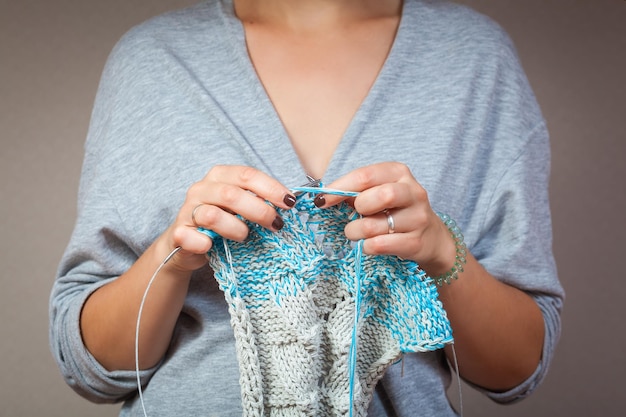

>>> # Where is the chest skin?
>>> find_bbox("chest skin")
[240,10,401,180]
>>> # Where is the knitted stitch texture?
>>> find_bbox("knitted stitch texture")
[205,194,453,416]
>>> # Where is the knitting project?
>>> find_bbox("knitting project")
[204,191,453,416]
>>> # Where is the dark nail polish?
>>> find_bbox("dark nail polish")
[314,194,326,208]
[272,215,284,231]
[283,194,296,208]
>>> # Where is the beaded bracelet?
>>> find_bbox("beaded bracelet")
[432,213,467,286]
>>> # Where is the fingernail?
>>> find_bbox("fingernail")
[314,194,326,208]
[272,215,284,231]
[283,194,296,208]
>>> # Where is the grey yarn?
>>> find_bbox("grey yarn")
[206,195,453,416]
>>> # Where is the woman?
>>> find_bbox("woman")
[50,0,564,415]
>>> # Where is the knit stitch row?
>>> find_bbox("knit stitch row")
[202,188,454,416]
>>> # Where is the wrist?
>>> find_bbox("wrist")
[426,213,467,286]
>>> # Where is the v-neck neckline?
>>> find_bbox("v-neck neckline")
[218,0,412,187]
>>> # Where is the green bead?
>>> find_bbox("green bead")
[432,212,468,286]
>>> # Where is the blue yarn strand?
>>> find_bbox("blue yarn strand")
[349,238,364,417]
[291,186,359,197]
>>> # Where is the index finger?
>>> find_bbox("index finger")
[208,165,296,209]
[315,162,409,208]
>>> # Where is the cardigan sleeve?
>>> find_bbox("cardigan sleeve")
[48,26,164,403]
[470,122,564,403]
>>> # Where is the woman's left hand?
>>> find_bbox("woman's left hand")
[319,162,547,391]
[316,162,456,276]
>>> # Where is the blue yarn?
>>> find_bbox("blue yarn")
[291,186,359,197]
[197,227,219,240]
[202,187,454,414]
[349,238,364,417]
[133,187,456,417]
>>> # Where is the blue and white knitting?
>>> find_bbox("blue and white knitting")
[202,189,453,416]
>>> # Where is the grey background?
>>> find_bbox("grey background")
[1,0,624,416]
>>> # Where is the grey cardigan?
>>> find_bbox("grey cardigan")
[50,0,564,415]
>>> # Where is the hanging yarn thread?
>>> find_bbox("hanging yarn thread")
[135,187,455,417]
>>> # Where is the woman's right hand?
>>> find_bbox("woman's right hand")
[161,165,297,273]
[80,165,295,371]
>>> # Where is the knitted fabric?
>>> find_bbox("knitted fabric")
[204,193,453,416]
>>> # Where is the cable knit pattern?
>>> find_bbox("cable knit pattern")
[204,193,453,416]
